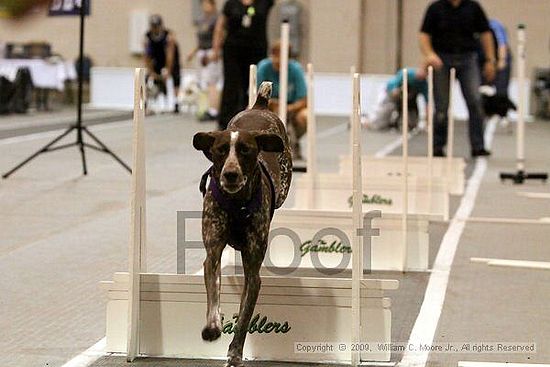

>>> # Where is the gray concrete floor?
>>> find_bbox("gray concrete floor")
[93,356,348,367]
[1,112,550,367]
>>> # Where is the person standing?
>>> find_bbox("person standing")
[419,0,496,157]
[257,41,307,159]
[212,0,274,130]
[144,14,182,113]
[187,0,222,121]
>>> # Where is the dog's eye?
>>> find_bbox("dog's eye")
[215,144,229,155]
[239,145,251,155]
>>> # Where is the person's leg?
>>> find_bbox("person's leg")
[495,56,512,97]
[287,110,302,160]
[218,46,243,130]
[172,70,181,113]
[206,51,221,117]
[293,107,307,139]
[433,60,451,153]
[456,53,486,152]
[238,51,251,111]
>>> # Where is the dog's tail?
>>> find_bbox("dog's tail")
[252,81,272,110]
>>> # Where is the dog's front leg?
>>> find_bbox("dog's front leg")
[201,211,227,342]
[226,241,266,367]
[202,242,224,342]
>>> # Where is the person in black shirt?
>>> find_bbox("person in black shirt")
[420,0,496,157]
[212,0,274,130]
[144,14,181,113]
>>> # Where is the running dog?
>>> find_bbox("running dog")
[193,82,292,367]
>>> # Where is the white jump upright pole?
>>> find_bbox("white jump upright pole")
[349,65,356,155]
[127,68,147,362]
[401,69,409,272]
[248,64,257,109]
[516,25,526,173]
[306,63,317,209]
[499,24,547,183]
[278,21,290,127]
[351,72,363,367]
[427,66,434,163]
[446,68,456,198]
[427,66,434,219]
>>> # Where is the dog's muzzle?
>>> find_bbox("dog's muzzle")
[220,170,247,194]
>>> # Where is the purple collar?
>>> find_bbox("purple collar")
[199,163,276,251]
[207,172,263,221]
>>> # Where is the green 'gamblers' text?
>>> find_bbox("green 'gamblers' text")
[222,313,291,334]
[300,239,352,257]
[348,194,392,207]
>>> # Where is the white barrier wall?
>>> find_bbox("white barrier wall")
[90,67,531,120]
[102,273,398,363]
[269,209,430,272]
[339,156,466,196]
[292,174,449,220]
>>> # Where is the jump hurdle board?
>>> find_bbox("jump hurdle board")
[292,173,449,221]
[338,155,466,196]
[268,208,430,271]
[101,273,398,363]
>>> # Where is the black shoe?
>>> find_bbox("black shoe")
[434,147,445,157]
[472,148,491,157]
[199,111,217,122]
[173,104,180,114]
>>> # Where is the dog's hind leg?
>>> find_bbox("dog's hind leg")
[226,246,265,367]
[201,241,225,342]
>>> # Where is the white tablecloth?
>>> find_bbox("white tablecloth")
[0,59,77,91]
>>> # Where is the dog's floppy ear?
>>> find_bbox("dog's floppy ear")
[255,133,284,153]
[193,132,216,152]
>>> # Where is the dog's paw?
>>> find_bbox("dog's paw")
[201,323,222,341]
[224,356,244,367]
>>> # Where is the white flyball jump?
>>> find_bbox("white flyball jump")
[267,67,430,272]
[331,69,454,221]
[248,64,257,109]
[278,21,290,127]
[499,24,548,183]
[101,68,399,365]
[126,68,147,362]
[338,66,466,197]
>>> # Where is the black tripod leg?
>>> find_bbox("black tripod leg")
[2,126,75,179]
[79,139,88,175]
[83,127,131,173]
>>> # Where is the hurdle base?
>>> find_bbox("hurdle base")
[500,170,548,184]
[101,273,398,363]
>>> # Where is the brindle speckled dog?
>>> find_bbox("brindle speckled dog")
[193,82,292,367]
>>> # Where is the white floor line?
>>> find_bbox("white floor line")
[463,216,550,225]
[471,257,550,271]
[0,120,132,146]
[399,120,496,367]
[516,192,550,199]
[60,337,106,367]
[374,128,420,158]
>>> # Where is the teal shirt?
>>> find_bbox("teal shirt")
[257,58,307,104]
[386,68,428,100]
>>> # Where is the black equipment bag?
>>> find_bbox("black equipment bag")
[10,67,33,114]
[0,76,15,115]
